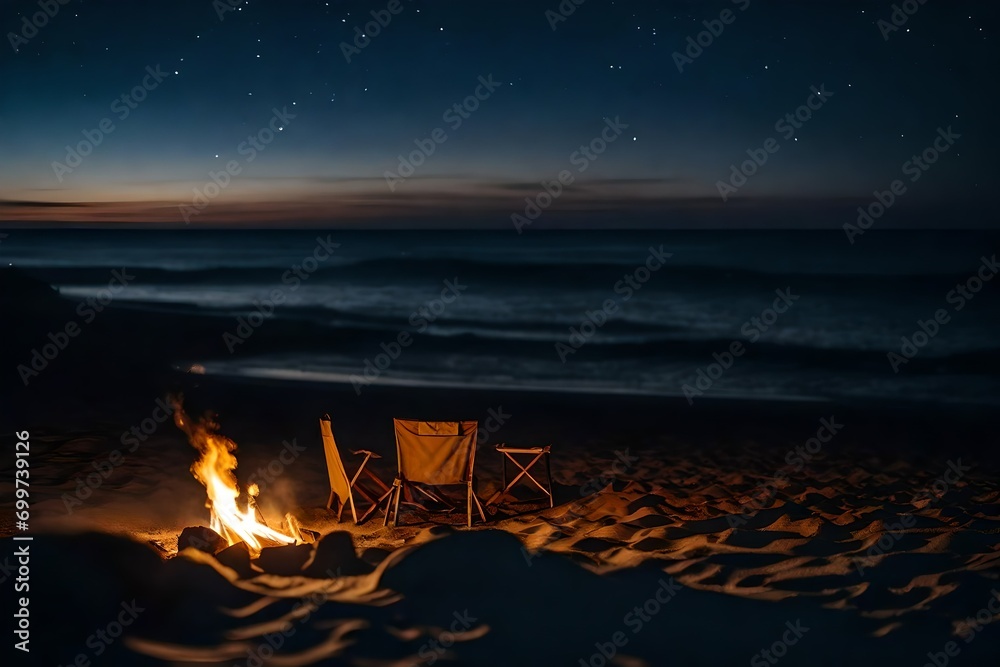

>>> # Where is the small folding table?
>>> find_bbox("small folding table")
[486,444,554,508]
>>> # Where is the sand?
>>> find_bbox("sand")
[4,374,1000,666]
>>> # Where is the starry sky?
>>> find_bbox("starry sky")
[0,0,994,227]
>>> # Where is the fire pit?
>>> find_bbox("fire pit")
[171,399,302,554]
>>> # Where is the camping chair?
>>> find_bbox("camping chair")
[486,444,554,509]
[385,419,486,528]
[320,415,393,524]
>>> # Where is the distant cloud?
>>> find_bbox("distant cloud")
[0,182,990,228]
[0,200,88,208]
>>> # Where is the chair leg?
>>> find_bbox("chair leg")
[466,482,487,527]
[382,485,393,527]
[472,490,487,523]
[502,452,546,497]
[362,467,392,494]
[487,452,549,507]
[413,484,451,508]
[546,451,554,508]
[391,479,403,526]
[361,484,395,524]
[348,453,372,491]
[336,497,345,523]
[383,480,400,527]
[349,493,358,524]
[326,489,336,510]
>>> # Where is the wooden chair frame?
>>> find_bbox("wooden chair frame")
[320,416,393,524]
[486,444,554,508]
[385,420,486,528]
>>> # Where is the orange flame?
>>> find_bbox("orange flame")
[171,399,300,553]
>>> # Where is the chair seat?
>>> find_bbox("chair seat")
[496,445,550,455]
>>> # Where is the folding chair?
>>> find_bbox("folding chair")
[486,445,554,509]
[385,419,486,528]
[320,415,393,524]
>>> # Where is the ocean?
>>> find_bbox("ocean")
[4,229,999,406]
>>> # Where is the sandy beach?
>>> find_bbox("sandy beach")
[4,365,1000,665]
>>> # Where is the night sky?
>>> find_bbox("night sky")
[0,0,994,227]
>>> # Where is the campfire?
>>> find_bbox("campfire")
[171,399,302,553]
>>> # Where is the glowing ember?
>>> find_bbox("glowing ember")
[171,399,300,552]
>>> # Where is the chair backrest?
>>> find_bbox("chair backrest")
[320,415,352,506]
[393,419,478,485]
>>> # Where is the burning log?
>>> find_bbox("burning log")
[215,541,255,578]
[147,540,171,555]
[256,544,313,576]
[178,526,227,554]
[302,531,373,578]
[298,527,321,544]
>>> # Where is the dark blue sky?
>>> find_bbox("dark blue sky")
[0,0,994,226]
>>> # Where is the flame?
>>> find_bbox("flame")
[171,399,300,553]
